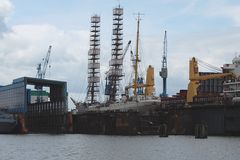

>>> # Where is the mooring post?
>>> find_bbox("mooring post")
[195,123,208,139]
[158,123,168,137]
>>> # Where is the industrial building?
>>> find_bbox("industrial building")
[0,77,68,113]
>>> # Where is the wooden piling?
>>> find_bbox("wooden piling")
[26,101,67,133]
[195,124,208,139]
[158,123,168,137]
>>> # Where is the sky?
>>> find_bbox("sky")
[1,0,240,109]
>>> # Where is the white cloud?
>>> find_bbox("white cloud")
[0,0,13,34]
[199,0,240,26]
[161,0,240,27]
[0,0,13,15]
[0,24,90,108]
[217,6,240,26]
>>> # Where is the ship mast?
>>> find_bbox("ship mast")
[86,15,101,104]
[133,13,141,96]
[105,6,124,103]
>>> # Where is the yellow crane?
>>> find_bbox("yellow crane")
[187,57,233,103]
[125,65,155,97]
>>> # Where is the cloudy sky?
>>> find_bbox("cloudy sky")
[0,0,240,108]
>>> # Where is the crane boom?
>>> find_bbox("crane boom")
[122,40,131,59]
[42,45,52,79]
[191,73,232,81]
[36,45,52,79]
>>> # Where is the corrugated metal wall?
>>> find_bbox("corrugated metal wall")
[0,81,26,112]
[199,72,224,94]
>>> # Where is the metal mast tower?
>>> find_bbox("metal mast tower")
[107,6,124,102]
[159,31,168,97]
[86,15,101,104]
[133,13,141,96]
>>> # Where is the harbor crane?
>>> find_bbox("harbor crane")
[159,31,168,97]
[35,45,52,103]
[36,45,52,79]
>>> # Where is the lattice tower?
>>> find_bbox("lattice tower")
[107,6,124,102]
[86,15,101,104]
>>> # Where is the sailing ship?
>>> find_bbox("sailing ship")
[72,8,160,112]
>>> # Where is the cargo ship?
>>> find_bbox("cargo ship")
[71,5,240,137]
[71,56,240,136]
[0,110,17,134]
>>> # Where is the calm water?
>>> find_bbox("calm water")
[0,134,240,160]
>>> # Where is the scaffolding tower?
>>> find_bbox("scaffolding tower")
[106,6,124,102]
[86,15,101,104]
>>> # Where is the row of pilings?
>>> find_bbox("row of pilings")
[25,101,68,133]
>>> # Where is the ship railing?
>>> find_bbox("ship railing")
[160,98,186,108]
[193,96,227,105]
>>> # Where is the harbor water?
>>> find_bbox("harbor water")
[0,134,240,160]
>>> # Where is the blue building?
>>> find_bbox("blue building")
[0,77,68,113]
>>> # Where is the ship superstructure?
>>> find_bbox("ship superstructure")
[222,55,240,103]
